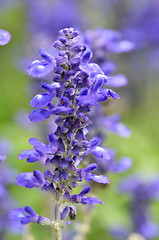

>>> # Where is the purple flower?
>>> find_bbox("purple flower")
[16,170,45,189]
[11,28,127,236]
[9,206,51,226]
[81,197,103,205]
[26,52,56,78]
[0,29,11,45]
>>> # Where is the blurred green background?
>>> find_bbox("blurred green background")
[1,1,159,240]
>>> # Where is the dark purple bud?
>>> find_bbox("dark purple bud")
[67,129,74,140]
[77,105,91,113]
[71,140,79,147]
[91,78,103,93]
[55,117,65,126]
[54,126,65,138]
[71,43,86,53]
[56,56,67,66]
[64,88,75,96]
[53,74,62,82]
[81,140,89,150]
[75,129,85,140]
[60,28,79,39]
[33,170,44,185]
[43,170,53,181]
[82,49,92,63]
[51,155,61,165]
[64,117,73,128]
[70,58,80,69]
[61,170,68,180]
[60,126,68,134]
[47,133,57,145]
[57,138,65,153]
[79,186,91,197]
[42,183,56,193]
[105,89,120,99]
[53,40,66,50]
[61,206,70,220]
[84,163,98,173]
[24,206,37,217]
[59,37,68,45]
[60,159,68,169]
[71,140,79,155]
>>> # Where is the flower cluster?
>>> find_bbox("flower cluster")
[10,28,123,238]
[110,174,159,240]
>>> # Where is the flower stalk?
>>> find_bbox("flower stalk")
[9,28,122,239]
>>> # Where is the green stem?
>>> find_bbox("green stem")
[54,201,62,240]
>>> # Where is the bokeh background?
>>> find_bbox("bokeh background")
[0,0,159,239]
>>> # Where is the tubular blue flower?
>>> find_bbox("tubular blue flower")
[9,207,52,226]
[16,170,46,189]
[29,109,51,122]
[61,206,70,220]
[18,149,40,163]
[30,93,53,108]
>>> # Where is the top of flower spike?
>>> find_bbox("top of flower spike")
[59,28,79,39]
[27,27,119,122]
